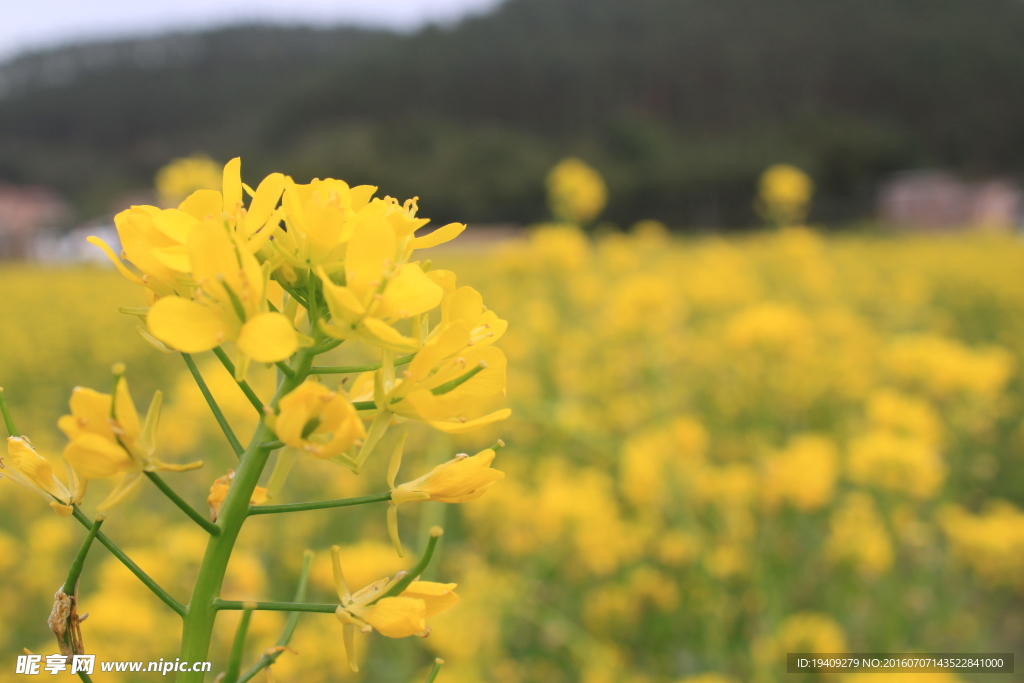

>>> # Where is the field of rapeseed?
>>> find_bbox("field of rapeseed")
[2,219,1024,681]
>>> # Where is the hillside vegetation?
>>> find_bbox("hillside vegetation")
[2,0,1023,226]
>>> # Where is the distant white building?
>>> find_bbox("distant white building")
[32,220,120,265]
[878,171,1023,231]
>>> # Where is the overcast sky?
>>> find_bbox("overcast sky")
[0,0,503,60]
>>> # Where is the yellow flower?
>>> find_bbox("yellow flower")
[546,157,607,225]
[384,313,511,433]
[147,221,301,378]
[847,429,945,500]
[2,436,85,516]
[267,380,366,459]
[330,544,459,671]
[316,205,445,351]
[386,443,504,555]
[276,177,378,267]
[825,492,893,577]
[154,154,222,207]
[757,163,814,227]
[762,435,838,511]
[90,158,285,298]
[57,371,202,510]
[207,470,269,522]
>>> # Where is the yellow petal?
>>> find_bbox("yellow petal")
[63,434,134,479]
[345,217,395,300]
[361,596,426,638]
[237,312,298,363]
[360,317,419,352]
[148,297,234,353]
[6,437,66,499]
[86,236,145,285]
[246,173,286,235]
[350,185,378,210]
[410,222,465,250]
[376,263,444,320]
[114,377,141,442]
[400,582,460,618]
[222,157,243,213]
[178,189,223,220]
[65,387,115,440]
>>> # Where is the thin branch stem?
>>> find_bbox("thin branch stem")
[0,387,19,436]
[72,506,185,616]
[212,347,265,412]
[373,528,443,603]
[277,281,308,308]
[248,491,392,516]
[275,362,295,379]
[181,353,243,458]
[235,552,314,683]
[222,606,253,683]
[213,599,338,614]
[145,472,220,536]
[425,659,445,683]
[260,440,284,451]
[431,363,485,395]
[63,515,105,594]
[309,337,344,355]
[310,353,415,375]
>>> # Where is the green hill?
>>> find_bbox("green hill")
[2,0,1024,227]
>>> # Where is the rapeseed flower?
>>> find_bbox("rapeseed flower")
[546,158,607,225]
[330,543,459,671]
[386,443,504,554]
[57,371,201,510]
[90,158,285,299]
[147,222,302,377]
[756,163,813,227]
[207,470,269,522]
[155,154,222,207]
[2,436,84,516]
[316,205,444,351]
[268,380,365,459]
[384,312,511,433]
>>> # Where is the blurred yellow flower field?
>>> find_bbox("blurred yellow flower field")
[3,225,1024,682]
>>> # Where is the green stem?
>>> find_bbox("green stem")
[277,281,308,308]
[248,492,392,516]
[176,349,314,682]
[310,353,414,375]
[372,528,443,603]
[72,507,185,616]
[309,337,344,355]
[260,440,284,451]
[212,347,264,412]
[275,362,295,379]
[222,607,253,683]
[63,515,105,595]
[213,599,338,614]
[78,672,94,683]
[235,552,313,683]
[425,659,445,683]
[431,363,485,395]
[181,353,244,458]
[145,471,220,536]
[0,387,18,436]
[307,275,319,328]
[352,400,376,411]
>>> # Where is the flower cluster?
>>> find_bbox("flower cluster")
[2,157,510,680]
